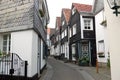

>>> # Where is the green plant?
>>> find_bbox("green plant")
[107,58,110,68]
[78,56,89,66]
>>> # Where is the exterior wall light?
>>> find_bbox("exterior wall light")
[107,0,120,16]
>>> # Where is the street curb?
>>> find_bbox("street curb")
[41,63,53,80]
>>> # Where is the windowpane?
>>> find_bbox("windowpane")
[3,41,7,45]
[88,27,90,29]
[84,19,91,30]
[3,35,7,40]
[3,34,11,53]
[3,47,7,52]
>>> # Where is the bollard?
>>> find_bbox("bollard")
[96,59,99,73]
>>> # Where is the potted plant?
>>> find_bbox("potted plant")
[78,56,89,66]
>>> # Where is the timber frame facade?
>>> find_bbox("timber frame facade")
[69,3,96,66]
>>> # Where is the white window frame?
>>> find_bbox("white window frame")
[69,28,72,37]
[62,32,64,39]
[65,29,67,37]
[72,7,76,15]
[73,24,76,35]
[62,21,65,26]
[83,18,93,30]
[98,40,105,53]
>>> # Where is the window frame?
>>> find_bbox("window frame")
[83,18,93,30]
[2,34,11,54]
[72,24,76,35]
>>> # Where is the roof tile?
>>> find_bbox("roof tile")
[62,8,71,23]
[72,3,92,12]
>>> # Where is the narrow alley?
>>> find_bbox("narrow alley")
[40,57,96,80]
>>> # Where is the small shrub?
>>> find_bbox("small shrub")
[107,58,110,68]
[78,56,89,66]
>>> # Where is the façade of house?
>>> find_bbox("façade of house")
[68,3,96,66]
[60,8,71,60]
[0,0,49,80]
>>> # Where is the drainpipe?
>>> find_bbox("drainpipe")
[89,41,91,66]
[68,25,70,60]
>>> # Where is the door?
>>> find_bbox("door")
[81,42,89,59]
[72,44,76,61]
[37,38,41,77]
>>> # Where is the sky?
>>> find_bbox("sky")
[46,0,94,28]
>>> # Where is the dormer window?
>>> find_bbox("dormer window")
[73,24,76,35]
[62,21,65,26]
[72,7,76,15]
[83,18,93,30]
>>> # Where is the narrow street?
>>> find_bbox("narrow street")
[45,57,88,80]
[48,57,84,80]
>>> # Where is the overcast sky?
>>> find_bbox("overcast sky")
[46,0,94,28]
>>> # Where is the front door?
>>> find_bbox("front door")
[81,42,89,60]
[72,44,76,61]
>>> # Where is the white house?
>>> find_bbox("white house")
[0,0,49,80]
[93,0,109,66]
[104,0,120,80]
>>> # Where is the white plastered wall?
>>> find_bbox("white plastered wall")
[95,10,109,63]
[104,0,120,79]
[11,30,38,77]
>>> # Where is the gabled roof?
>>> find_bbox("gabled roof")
[62,8,71,23]
[50,28,55,37]
[72,3,92,12]
[56,17,61,29]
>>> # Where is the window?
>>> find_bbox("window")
[56,35,58,41]
[73,24,76,35]
[65,29,67,37]
[98,40,105,57]
[3,34,11,54]
[69,28,72,37]
[72,7,76,15]
[83,18,93,30]
[62,32,64,39]
[62,21,65,26]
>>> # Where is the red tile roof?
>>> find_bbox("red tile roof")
[72,3,92,12]
[50,28,55,36]
[62,8,71,23]
[56,17,61,29]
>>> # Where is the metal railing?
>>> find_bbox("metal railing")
[0,53,28,80]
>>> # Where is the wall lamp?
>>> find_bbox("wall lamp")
[107,0,120,16]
